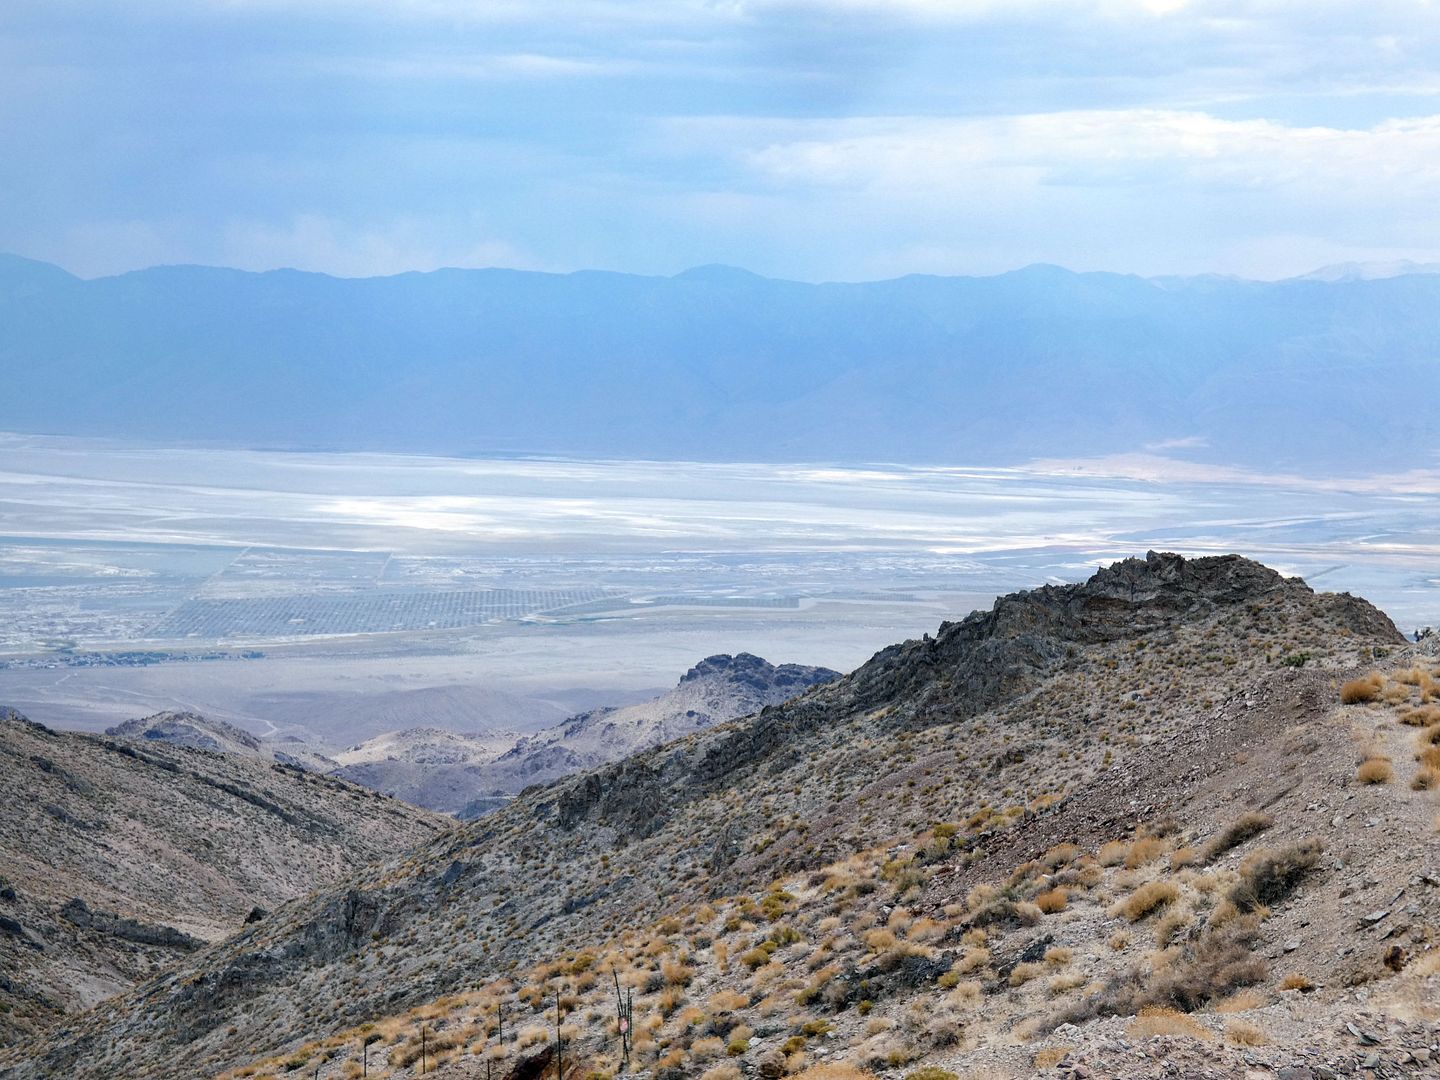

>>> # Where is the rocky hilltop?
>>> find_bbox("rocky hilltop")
[330,653,839,816]
[105,710,338,771]
[5,554,1440,1080]
[0,709,448,1048]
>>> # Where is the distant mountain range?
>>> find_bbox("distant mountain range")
[3,253,1440,471]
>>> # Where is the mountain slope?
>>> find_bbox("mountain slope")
[5,552,1426,1080]
[4,257,1440,471]
[0,709,449,1048]
[330,653,841,815]
[105,710,338,771]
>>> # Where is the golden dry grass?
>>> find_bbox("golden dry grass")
[1034,887,1068,913]
[1117,880,1179,922]
[1125,836,1167,868]
[1340,673,1384,704]
[1357,758,1394,784]
[1125,1006,1213,1041]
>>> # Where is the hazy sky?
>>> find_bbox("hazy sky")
[3,1,1439,281]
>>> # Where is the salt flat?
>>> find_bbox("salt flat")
[2,432,1437,745]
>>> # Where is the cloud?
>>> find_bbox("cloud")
[3,0,1440,279]
[735,110,1440,195]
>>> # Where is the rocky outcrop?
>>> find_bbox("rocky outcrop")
[335,654,840,816]
[106,711,263,755]
[59,898,203,951]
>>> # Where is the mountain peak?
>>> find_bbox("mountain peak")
[672,263,768,283]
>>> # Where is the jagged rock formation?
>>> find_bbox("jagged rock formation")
[0,709,448,1047]
[329,653,839,816]
[4,554,1435,1080]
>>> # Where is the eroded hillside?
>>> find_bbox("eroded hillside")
[5,553,1439,1080]
[0,710,449,1047]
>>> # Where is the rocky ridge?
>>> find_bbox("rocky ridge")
[3,553,1437,1080]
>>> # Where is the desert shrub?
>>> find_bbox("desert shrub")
[1125,836,1167,868]
[1229,841,1322,913]
[1040,843,1080,869]
[789,1062,878,1080]
[1009,962,1045,987]
[1400,705,1440,726]
[1214,988,1266,1012]
[1048,972,1086,995]
[1155,909,1191,947]
[1051,918,1265,1028]
[1097,840,1129,866]
[1117,881,1179,922]
[1412,766,1439,791]
[1357,757,1393,784]
[691,1035,724,1059]
[1340,674,1383,704]
[1035,887,1068,913]
[662,958,695,985]
[700,1065,742,1080]
[1043,946,1072,966]
[1201,812,1273,863]
[905,1069,959,1080]
[965,889,1041,928]
[953,947,990,974]
[740,947,771,970]
[1280,973,1313,992]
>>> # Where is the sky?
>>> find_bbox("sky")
[2,0,1439,282]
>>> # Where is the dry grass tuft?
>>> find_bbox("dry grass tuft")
[1412,766,1439,791]
[1097,840,1129,867]
[1280,973,1314,992]
[1201,812,1272,863]
[1117,881,1179,922]
[1340,673,1384,704]
[1125,1006,1213,1041]
[1213,989,1266,1013]
[1400,705,1440,727]
[1125,836,1167,869]
[1356,757,1393,785]
[1229,841,1323,913]
[1034,887,1068,914]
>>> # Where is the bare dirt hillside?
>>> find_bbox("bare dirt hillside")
[5,553,1439,1080]
[0,710,449,1047]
